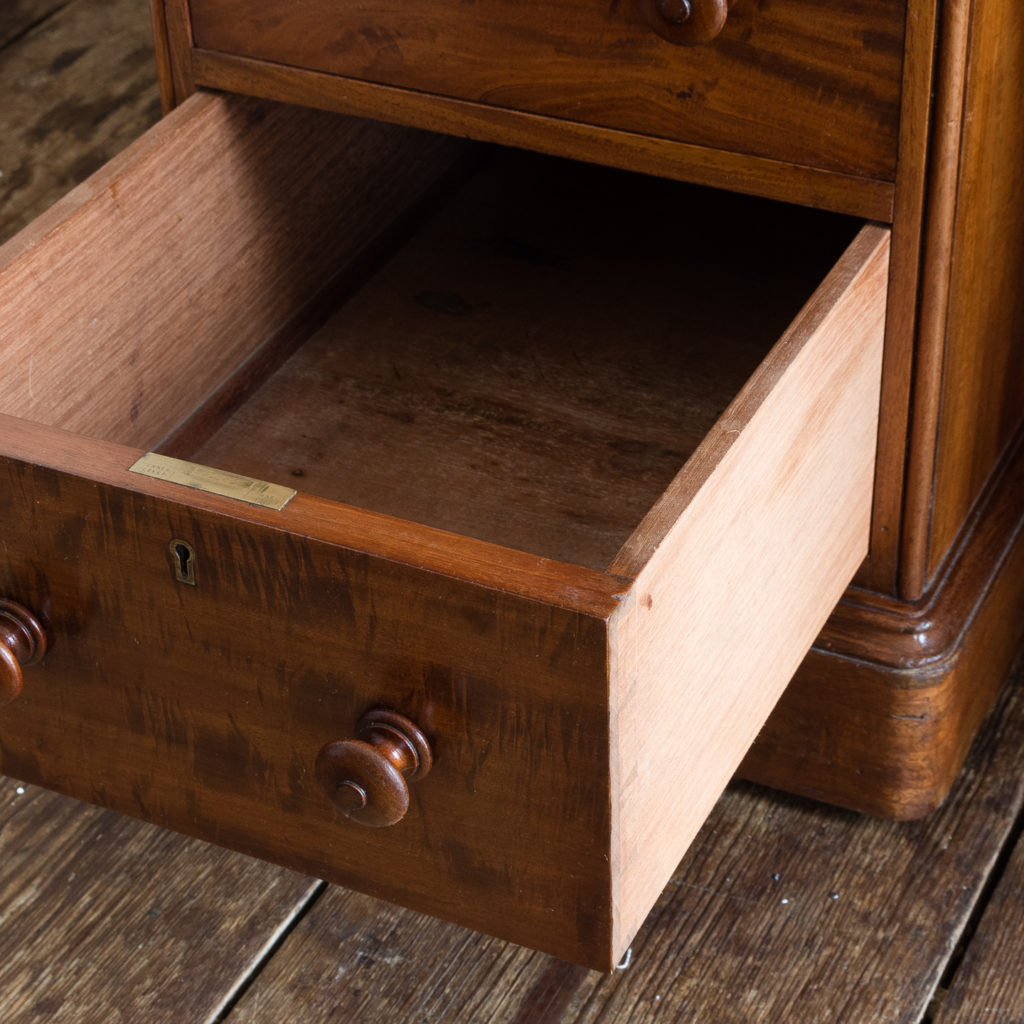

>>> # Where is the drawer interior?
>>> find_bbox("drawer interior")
[0,92,862,574]
[176,159,860,570]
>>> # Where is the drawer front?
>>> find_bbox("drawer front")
[0,436,618,967]
[186,0,906,180]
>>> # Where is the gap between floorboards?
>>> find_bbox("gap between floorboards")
[919,761,1024,1022]
[210,881,330,1023]
[0,1,73,53]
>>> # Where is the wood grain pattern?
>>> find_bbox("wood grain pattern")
[150,0,194,110]
[0,90,466,451]
[0,165,887,968]
[934,808,1024,1023]
[608,226,889,951]
[189,48,896,222]
[815,430,1024,672]
[0,0,161,243]
[926,0,1024,584]
[856,0,940,594]
[744,0,1024,811]
[187,0,904,181]
[0,414,624,618]
[742,425,1024,818]
[0,429,622,967]
[898,0,974,600]
[222,662,1024,1023]
[0,778,319,1023]
[153,0,1024,828]
[188,152,860,569]
[4,307,896,964]
[6,0,1024,1005]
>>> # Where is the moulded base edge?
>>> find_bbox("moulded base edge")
[740,429,1024,819]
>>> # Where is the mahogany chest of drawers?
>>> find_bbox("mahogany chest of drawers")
[0,0,1021,970]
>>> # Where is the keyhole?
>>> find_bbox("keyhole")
[169,539,197,586]
[175,544,191,577]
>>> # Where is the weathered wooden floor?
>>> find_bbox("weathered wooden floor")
[2,2,1024,1021]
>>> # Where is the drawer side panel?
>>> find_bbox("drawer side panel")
[0,92,465,452]
[609,226,890,956]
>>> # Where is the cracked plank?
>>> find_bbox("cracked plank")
[933,813,1024,1022]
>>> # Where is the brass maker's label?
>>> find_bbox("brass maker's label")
[129,453,297,511]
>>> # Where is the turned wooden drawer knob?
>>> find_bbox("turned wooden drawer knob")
[0,599,47,706]
[315,709,433,827]
[635,0,728,45]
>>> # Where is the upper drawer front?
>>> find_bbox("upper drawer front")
[187,0,906,181]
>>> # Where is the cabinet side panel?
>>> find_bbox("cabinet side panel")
[926,0,1024,581]
[608,229,889,956]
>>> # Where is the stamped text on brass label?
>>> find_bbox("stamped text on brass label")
[129,453,297,510]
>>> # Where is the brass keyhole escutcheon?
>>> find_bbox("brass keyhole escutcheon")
[169,539,197,586]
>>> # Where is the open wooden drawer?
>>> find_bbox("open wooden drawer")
[0,92,888,969]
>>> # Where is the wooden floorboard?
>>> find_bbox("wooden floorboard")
[932,808,1024,1024]
[222,664,1024,1024]
[0,0,161,242]
[0,779,322,1023]
[0,0,67,51]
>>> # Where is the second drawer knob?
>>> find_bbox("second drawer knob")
[636,0,729,45]
[315,709,433,827]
